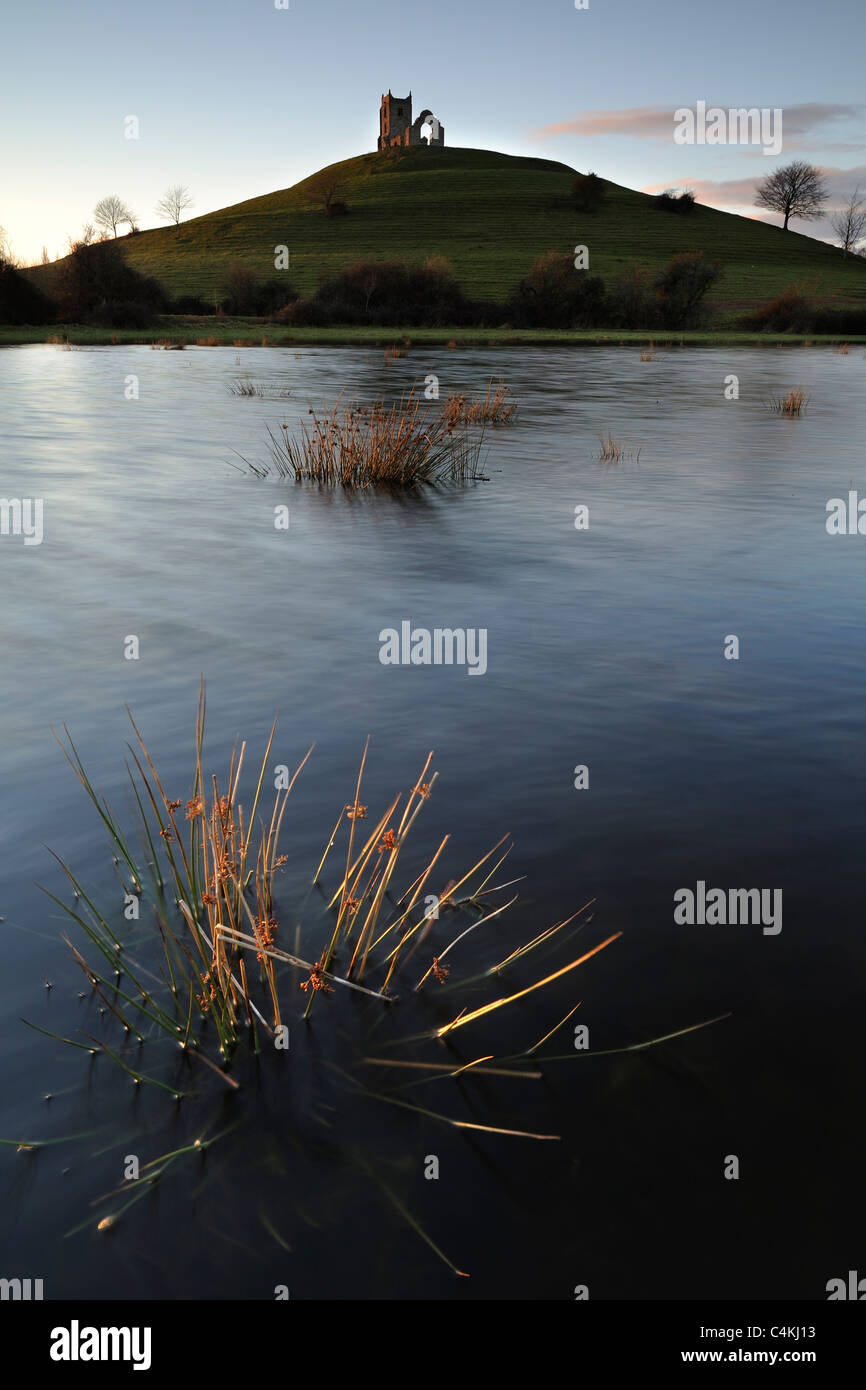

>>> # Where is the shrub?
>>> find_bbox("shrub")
[653,251,721,327]
[810,305,866,334]
[506,251,606,328]
[169,294,213,315]
[218,264,299,316]
[655,188,696,214]
[54,239,166,324]
[276,257,484,327]
[605,263,656,329]
[741,287,813,332]
[256,279,299,314]
[89,299,157,329]
[741,287,866,335]
[571,172,606,213]
[272,297,330,327]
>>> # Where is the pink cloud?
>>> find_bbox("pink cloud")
[531,102,863,146]
[531,106,679,142]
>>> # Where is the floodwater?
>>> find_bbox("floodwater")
[1,342,864,1299]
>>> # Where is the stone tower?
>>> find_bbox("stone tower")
[378,91,445,150]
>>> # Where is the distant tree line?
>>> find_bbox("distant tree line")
[741,286,866,335]
[271,251,723,330]
[3,243,866,333]
[2,239,726,330]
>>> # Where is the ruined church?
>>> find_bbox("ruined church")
[378,92,445,150]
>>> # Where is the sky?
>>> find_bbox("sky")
[1,0,864,264]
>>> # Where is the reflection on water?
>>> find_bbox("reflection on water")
[1,343,865,1299]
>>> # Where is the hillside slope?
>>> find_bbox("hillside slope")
[35,147,866,318]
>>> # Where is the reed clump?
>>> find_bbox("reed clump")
[247,391,487,487]
[21,688,728,1271]
[384,339,410,361]
[43,686,628,1074]
[440,379,517,426]
[229,380,292,398]
[767,387,809,416]
[598,432,642,463]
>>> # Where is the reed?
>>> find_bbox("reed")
[228,380,292,398]
[244,390,487,487]
[766,387,809,415]
[598,432,642,463]
[440,379,517,426]
[41,685,626,1073]
[384,339,410,361]
[18,687,730,1271]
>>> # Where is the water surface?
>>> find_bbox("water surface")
[1,343,864,1299]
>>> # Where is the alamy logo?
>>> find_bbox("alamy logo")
[673,101,782,156]
[0,1277,43,1299]
[826,1270,866,1299]
[379,621,487,676]
[674,881,782,935]
[49,1320,152,1371]
[0,497,43,545]
[826,492,866,534]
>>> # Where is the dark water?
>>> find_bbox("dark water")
[1,342,864,1300]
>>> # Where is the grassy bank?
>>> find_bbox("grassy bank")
[2,319,864,348]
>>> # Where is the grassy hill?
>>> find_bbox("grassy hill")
[34,146,866,322]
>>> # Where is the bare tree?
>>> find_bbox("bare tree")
[66,222,99,257]
[0,226,21,267]
[831,187,866,258]
[755,160,828,230]
[41,245,50,265]
[94,195,135,238]
[155,184,194,224]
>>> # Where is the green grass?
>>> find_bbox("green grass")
[2,321,865,347]
[26,146,866,324]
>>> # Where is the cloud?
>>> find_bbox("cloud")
[530,102,864,147]
[642,175,762,204]
[530,106,675,142]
